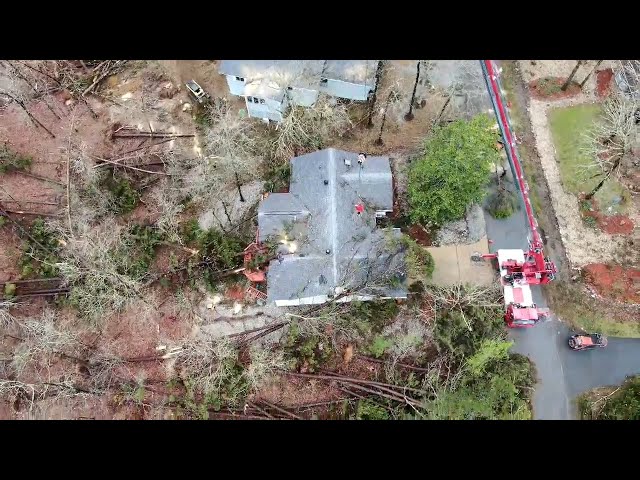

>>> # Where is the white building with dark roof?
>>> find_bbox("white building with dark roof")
[257,148,406,307]
[218,60,380,122]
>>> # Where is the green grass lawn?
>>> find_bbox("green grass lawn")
[548,104,630,214]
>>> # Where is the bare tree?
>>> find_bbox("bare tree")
[581,95,638,198]
[375,90,400,146]
[0,62,57,138]
[269,93,352,163]
[367,61,385,128]
[202,98,261,184]
[404,61,421,121]
[562,61,583,91]
[173,333,285,406]
[615,60,640,98]
[580,60,603,89]
[50,219,145,325]
[10,309,80,380]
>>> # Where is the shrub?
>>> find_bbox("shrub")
[368,335,392,358]
[580,376,640,420]
[0,144,32,174]
[283,322,333,373]
[102,176,139,214]
[20,218,61,278]
[354,400,390,420]
[487,188,517,219]
[402,236,435,279]
[408,115,498,226]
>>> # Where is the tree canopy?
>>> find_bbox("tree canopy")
[408,114,499,226]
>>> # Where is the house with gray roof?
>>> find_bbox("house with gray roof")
[257,148,407,307]
[218,60,379,122]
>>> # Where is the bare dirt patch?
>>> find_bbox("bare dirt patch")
[596,68,614,97]
[408,224,432,246]
[580,197,635,235]
[583,263,640,304]
[529,77,581,100]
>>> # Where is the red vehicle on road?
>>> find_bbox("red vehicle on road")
[568,333,608,351]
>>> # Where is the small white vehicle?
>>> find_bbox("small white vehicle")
[185,80,208,104]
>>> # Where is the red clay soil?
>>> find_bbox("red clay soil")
[408,224,433,246]
[226,284,246,302]
[596,69,614,97]
[528,77,582,100]
[580,197,635,235]
[597,214,635,235]
[582,264,640,304]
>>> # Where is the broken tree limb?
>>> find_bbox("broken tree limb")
[91,157,170,175]
[112,133,195,139]
[0,199,59,206]
[256,400,303,420]
[356,354,432,373]
[2,209,62,217]
[82,60,127,96]
[11,170,65,186]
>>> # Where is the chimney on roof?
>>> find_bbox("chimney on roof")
[324,179,329,185]
[358,153,367,166]
[344,158,352,168]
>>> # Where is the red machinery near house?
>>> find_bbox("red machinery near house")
[242,229,268,301]
[479,60,557,327]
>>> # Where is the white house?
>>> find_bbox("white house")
[218,60,380,122]
[319,60,378,102]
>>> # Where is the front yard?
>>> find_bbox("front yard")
[548,103,630,216]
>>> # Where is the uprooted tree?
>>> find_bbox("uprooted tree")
[408,114,498,226]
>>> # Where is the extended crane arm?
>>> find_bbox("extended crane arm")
[480,60,557,284]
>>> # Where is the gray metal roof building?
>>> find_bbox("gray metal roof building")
[257,148,407,306]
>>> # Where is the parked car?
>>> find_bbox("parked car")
[568,333,608,351]
[185,80,208,104]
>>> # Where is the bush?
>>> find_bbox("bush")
[20,218,61,278]
[487,188,517,219]
[102,176,139,214]
[408,115,498,226]
[433,303,505,359]
[368,335,392,358]
[283,322,333,373]
[354,400,390,420]
[426,350,534,420]
[339,300,399,340]
[122,224,164,279]
[402,236,435,280]
[4,283,16,299]
[0,144,32,174]
[580,376,640,420]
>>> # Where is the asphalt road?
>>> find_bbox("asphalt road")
[428,60,640,419]
[483,193,640,419]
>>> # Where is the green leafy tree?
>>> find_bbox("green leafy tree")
[408,115,498,226]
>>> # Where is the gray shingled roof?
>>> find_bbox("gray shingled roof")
[257,148,406,304]
[218,60,325,90]
[322,60,379,86]
[219,60,379,92]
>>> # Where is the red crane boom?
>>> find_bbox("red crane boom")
[479,60,557,327]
